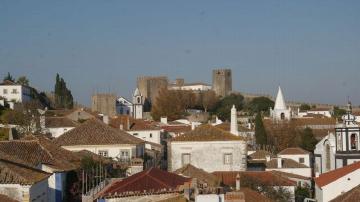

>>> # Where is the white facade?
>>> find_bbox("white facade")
[270,86,291,121]
[116,97,133,115]
[315,166,360,202]
[297,109,332,118]
[314,133,336,176]
[0,179,48,202]
[278,154,311,168]
[169,83,212,91]
[169,141,247,173]
[61,144,143,160]
[132,88,143,119]
[127,130,161,145]
[0,84,32,108]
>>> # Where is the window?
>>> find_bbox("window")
[350,133,358,150]
[280,113,285,120]
[182,153,191,166]
[149,133,152,138]
[299,158,305,164]
[12,89,18,94]
[137,97,141,103]
[120,150,130,158]
[224,153,233,165]
[98,150,108,157]
[3,89,7,94]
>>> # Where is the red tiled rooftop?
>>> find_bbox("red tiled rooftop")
[315,161,360,188]
[100,168,190,197]
[278,147,310,155]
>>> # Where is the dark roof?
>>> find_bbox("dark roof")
[174,164,219,187]
[278,147,310,155]
[213,171,296,187]
[266,158,309,169]
[315,161,360,188]
[0,136,79,171]
[249,150,274,160]
[109,116,160,131]
[330,185,360,202]
[99,168,190,197]
[0,156,50,185]
[172,124,245,142]
[45,117,78,128]
[54,118,144,146]
[0,194,19,202]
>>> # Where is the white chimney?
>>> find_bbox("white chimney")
[236,174,240,191]
[161,117,168,125]
[119,124,124,130]
[277,157,282,168]
[265,155,271,162]
[191,122,196,130]
[230,105,239,136]
[103,115,109,125]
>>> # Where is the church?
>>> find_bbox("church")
[270,86,292,121]
[314,102,360,176]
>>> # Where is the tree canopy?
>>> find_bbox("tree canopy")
[16,76,29,86]
[213,93,244,121]
[255,113,267,145]
[333,106,346,118]
[299,127,318,151]
[54,74,74,109]
[245,96,274,114]
[299,104,311,111]
[3,72,15,82]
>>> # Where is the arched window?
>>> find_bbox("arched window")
[280,113,285,120]
[137,97,141,103]
[351,133,358,150]
[326,143,331,171]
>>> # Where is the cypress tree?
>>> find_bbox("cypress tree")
[54,74,73,109]
[255,113,267,145]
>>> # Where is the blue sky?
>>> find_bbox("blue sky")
[1,1,360,106]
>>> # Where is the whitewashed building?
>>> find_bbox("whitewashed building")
[314,102,360,176]
[116,96,133,116]
[168,124,247,173]
[132,88,143,119]
[0,80,33,109]
[54,118,145,161]
[44,117,78,138]
[168,82,212,91]
[270,86,292,121]
[315,161,360,202]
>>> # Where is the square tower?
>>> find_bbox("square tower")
[212,69,232,97]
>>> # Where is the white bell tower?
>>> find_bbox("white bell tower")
[133,88,143,119]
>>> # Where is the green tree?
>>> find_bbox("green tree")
[333,106,346,118]
[255,113,267,145]
[300,127,317,151]
[54,74,74,109]
[299,104,311,111]
[3,72,15,82]
[246,96,274,114]
[213,93,244,121]
[16,76,29,86]
[295,185,311,202]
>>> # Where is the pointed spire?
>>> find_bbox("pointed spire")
[274,86,287,110]
[133,88,141,97]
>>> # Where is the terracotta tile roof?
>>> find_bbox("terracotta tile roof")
[171,124,245,142]
[0,156,50,185]
[99,168,191,197]
[278,147,310,155]
[238,188,273,202]
[45,117,78,128]
[212,171,296,187]
[215,123,252,132]
[0,194,19,202]
[109,116,160,131]
[0,136,79,171]
[291,117,336,126]
[315,161,360,188]
[174,164,219,187]
[161,125,192,134]
[271,170,311,180]
[249,150,274,160]
[330,185,360,202]
[266,158,309,169]
[54,118,144,146]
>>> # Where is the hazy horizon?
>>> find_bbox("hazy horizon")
[1,1,359,106]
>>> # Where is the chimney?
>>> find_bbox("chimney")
[236,174,240,191]
[265,155,271,162]
[277,157,282,168]
[230,105,239,136]
[160,117,168,125]
[103,115,109,125]
[191,122,196,130]
[119,124,124,130]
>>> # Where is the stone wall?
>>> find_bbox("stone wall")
[91,93,116,117]
[212,69,232,97]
